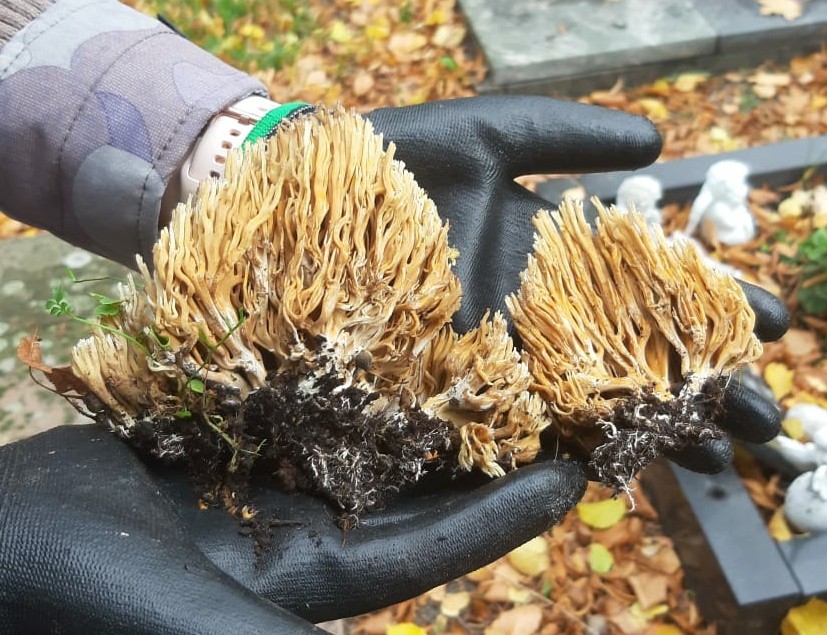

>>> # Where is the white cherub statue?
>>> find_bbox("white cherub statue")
[774,403,827,533]
[616,174,663,225]
[686,159,755,245]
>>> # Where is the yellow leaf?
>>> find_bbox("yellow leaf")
[779,197,805,218]
[576,498,627,529]
[782,417,807,442]
[426,9,448,25]
[507,536,549,576]
[328,20,353,43]
[365,17,391,41]
[769,507,794,542]
[765,362,795,400]
[648,78,672,96]
[587,543,614,573]
[440,591,470,617]
[653,626,684,635]
[636,98,669,121]
[630,601,670,621]
[387,623,427,635]
[238,23,265,41]
[812,95,827,111]
[782,598,827,635]
[673,72,708,92]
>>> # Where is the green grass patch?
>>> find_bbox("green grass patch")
[141,0,319,72]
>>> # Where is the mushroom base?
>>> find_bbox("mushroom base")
[587,377,726,494]
[102,369,459,527]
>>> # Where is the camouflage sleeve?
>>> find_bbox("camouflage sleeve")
[0,0,267,267]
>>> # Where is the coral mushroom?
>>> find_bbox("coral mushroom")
[507,199,763,492]
[64,108,764,519]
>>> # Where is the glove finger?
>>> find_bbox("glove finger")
[665,436,734,474]
[738,279,790,342]
[192,459,585,621]
[717,376,781,443]
[0,426,322,635]
[463,95,662,178]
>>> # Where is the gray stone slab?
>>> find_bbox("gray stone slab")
[694,0,827,54]
[460,0,716,87]
[0,235,129,445]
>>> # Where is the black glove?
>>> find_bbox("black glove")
[367,96,789,474]
[0,425,584,633]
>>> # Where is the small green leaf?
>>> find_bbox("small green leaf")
[88,292,121,306]
[187,378,206,394]
[587,543,614,573]
[94,303,122,317]
[66,268,78,283]
[198,328,214,349]
[439,56,458,71]
[174,409,192,419]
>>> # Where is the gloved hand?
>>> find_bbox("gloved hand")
[0,424,584,634]
[367,96,789,474]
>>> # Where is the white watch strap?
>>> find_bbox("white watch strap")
[179,95,281,202]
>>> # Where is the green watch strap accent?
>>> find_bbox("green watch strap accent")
[243,101,314,147]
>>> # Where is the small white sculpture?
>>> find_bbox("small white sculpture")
[686,160,755,245]
[775,403,827,533]
[616,174,663,225]
[785,466,827,533]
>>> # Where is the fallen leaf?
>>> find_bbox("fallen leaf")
[387,32,428,57]
[782,417,807,441]
[352,609,394,634]
[758,0,803,21]
[587,543,614,573]
[764,361,795,399]
[507,536,549,577]
[386,623,427,635]
[440,591,470,617]
[352,70,375,96]
[577,497,627,529]
[782,597,827,635]
[783,328,822,359]
[627,573,669,609]
[652,626,684,635]
[769,506,794,541]
[635,98,669,121]
[17,334,52,373]
[431,24,465,48]
[484,604,543,635]
[673,72,708,93]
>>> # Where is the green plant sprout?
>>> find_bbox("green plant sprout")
[45,270,149,355]
[795,227,827,317]
[174,307,248,419]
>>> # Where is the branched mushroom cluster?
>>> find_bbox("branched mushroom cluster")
[508,201,762,490]
[67,108,763,516]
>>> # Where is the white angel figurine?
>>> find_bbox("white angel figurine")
[616,174,663,225]
[686,160,755,245]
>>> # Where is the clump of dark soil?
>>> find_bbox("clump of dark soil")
[109,368,459,526]
[588,378,726,493]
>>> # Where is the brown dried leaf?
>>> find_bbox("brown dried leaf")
[484,605,544,635]
[627,573,669,610]
[17,334,51,373]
